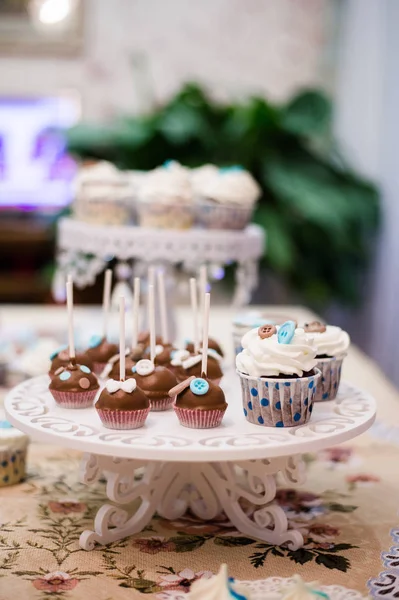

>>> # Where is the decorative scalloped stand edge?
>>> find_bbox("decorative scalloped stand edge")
[78,452,306,551]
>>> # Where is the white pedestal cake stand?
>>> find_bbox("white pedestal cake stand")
[5,374,375,552]
[54,217,265,306]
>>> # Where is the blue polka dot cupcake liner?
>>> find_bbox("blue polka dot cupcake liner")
[238,369,321,427]
[314,354,346,402]
[0,447,28,487]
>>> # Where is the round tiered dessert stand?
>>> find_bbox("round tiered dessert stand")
[54,217,265,306]
[5,374,375,552]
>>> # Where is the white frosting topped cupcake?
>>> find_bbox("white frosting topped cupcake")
[303,321,350,357]
[236,322,318,378]
[75,161,130,200]
[200,166,261,207]
[139,162,192,205]
[189,565,251,600]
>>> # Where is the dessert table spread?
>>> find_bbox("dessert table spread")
[1,304,399,599]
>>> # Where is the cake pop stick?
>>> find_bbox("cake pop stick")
[199,265,207,323]
[148,265,155,290]
[201,292,210,377]
[148,284,156,363]
[157,270,168,343]
[132,277,140,350]
[190,277,200,354]
[119,296,126,381]
[66,280,75,361]
[102,269,112,339]
[67,273,73,285]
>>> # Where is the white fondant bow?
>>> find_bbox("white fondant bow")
[105,378,137,394]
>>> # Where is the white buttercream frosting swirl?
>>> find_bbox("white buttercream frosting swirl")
[138,162,192,205]
[236,326,317,377]
[310,325,350,357]
[75,161,130,201]
[200,168,261,207]
[189,564,251,600]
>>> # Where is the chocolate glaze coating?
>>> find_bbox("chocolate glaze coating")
[176,378,227,411]
[86,338,118,364]
[172,354,223,383]
[185,337,224,357]
[137,332,163,346]
[49,362,99,392]
[49,350,93,376]
[108,355,137,380]
[132,366,177,400]
[143,343,175,367]
[96,386,149,411]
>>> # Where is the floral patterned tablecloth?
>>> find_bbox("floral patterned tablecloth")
[0,434,398,599]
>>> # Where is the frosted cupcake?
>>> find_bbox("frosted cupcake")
[137,162,194,229]
[73,161,132,226]
[0,410,29,487]
[172,376,227,429]
[194,166,261,230]
[236,322,320,427]
[304,321,350,402]
[95,378,150,429]
[49,362,99,408]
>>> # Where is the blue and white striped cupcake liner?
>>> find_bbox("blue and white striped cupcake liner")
[238,369,321,428]
[314,354,346,402]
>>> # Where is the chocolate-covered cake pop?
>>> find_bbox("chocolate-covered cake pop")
[170,349,223,384]
[172,376,227,428]
[49,362,99,409]
[101,346,144,380]
[185,337,224,357]
[86,335,118,375]
[131,359,177,411]
[96,378,150,429]
[49,346,93,379]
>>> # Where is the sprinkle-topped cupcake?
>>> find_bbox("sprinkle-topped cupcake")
[49,362,99,409]
[236,321,321,427]
[96,377,150,429]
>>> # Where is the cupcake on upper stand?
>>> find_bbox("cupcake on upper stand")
[96,296,150,430]
[303,321,350,402]
[193,165,261,230]
[137,161,194,229]
[131,284,177,411]
[172,292,227,429]
[86,270,118,374]
[49,281,99,409]
[236,322,320,427]
[73,160,133,226]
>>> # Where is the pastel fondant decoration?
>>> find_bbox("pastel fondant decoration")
[79,377,91,389]
[190,377,210,396]
[79,365,91,374]
[49,345,67,360]
[258,324,277,339]
[105,378,137,394]
[89,334,103,349]
[134,359,154,377]
[59,371,71,381]
[277,321,296,345]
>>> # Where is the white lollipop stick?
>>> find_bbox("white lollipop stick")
[190,278,199,354]
[102,269,112,339]
[119,296,125,381]
[67,273,73,285]
[157,270,168,343]
[66,280,75,360]
[148,284,156,363]
[132,277,140,349]
[201,292,210,377]
[148,265,155,290]
[199,264,207,318]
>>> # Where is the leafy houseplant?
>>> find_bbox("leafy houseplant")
[67,83,379,306]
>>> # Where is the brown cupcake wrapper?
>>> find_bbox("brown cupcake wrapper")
[96,408,150,430]
[50,389,97,409]
[314,355,345,402]
[238,369,321,428]
[173,405,226,429]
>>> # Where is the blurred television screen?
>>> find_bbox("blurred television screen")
[0,95,79,210]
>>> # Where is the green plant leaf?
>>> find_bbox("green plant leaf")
[254,205,295,272]
[214,536,255,547]
[288,548,314,565]
[168,535,206,552]
[324,543,357,552]
[326,503,358,513]
[281,90,332,136]
[315,552,350,572]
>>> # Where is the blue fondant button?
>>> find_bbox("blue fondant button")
[277,321,296,344]
[190,377,209,396]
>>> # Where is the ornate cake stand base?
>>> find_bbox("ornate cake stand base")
[78,453,306,551]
